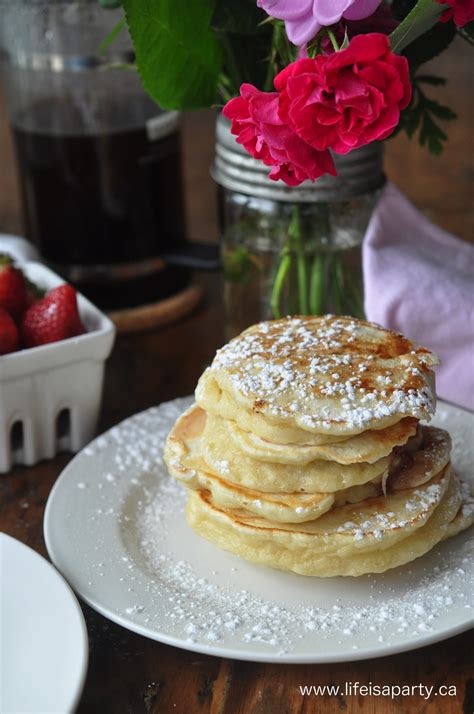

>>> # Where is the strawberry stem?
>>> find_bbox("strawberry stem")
[0,253,14,267]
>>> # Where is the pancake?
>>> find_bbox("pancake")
[164,404,382,522]
[197,375,348,445]
[165,404,391,494]
[203,410,391,493]
[388,426,451,491]
[189,465,452,556]
[195,316,438,439]
[185,471,337,523]
[164,315,470,579]
[213,413,418,465]
[442,481,474,540]
[175,468,382,523]
[186,469,464,576]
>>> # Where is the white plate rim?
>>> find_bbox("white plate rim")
[1,532,89,711]
[43,399,474,664]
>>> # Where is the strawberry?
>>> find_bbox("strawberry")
[24,275,46,309]
[0,254,27,319]
[21,284,86,348]
[0,307,19,355]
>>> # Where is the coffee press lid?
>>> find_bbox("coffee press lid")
[0,0,132,72]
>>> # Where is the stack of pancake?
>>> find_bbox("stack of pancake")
[164,316,473,577]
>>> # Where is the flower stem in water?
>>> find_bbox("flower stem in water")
[309,253,326,315]
[270,251,291,319]
[288,206,309,314]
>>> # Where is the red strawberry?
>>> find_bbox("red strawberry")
[0,254,27,319]
[0,307,19,355]
[24,275,46,309]
[21,284,86,348]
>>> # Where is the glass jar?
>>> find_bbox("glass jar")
[213,116,385,338]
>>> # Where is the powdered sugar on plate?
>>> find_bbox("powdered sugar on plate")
[44,397,474,663]
[135,470,471,650]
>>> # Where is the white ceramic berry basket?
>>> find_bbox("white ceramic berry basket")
[0,262,116,473]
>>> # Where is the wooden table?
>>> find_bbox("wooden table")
[1,38,473,714]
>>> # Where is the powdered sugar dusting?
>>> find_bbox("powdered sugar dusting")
[53,397,473,660]
[134,463,472,650]
[204,316,438,430]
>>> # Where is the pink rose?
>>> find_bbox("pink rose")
[257,0,382,45]
[223,83,336,186]
[275,33,411,155]
[437,0,474,27]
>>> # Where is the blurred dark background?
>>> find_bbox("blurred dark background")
[1,36,472,246]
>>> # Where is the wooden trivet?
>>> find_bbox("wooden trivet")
[107,282,203,334]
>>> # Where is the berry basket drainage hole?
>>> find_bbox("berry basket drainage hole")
[10,420,24,463]
[56,408,71,452]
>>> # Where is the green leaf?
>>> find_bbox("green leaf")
[416,74,446,85]
[398,76,456,155]
[212,0,272,92]
[391,0,417,21]
[389,0,447,53]
[223,246,257,283]
[458,20,474,45]
[403,104,422,138]
[340,28,350,50]
[99,0,122,8]
[99,16,127,54]
[122,0,223,110]
[423,100,457,120]
[419,111,447,154]
[401,20,456,66]
[211,0,267,36]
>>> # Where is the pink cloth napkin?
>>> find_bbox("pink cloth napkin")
[363,183,474,411]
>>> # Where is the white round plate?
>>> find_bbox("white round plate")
[44,397,473,664]
[1,533,88,712]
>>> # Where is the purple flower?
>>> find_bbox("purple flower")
[257,0,383,45]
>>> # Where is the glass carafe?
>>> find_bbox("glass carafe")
[0,0,189,310]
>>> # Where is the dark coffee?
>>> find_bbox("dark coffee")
[12,100,189,309]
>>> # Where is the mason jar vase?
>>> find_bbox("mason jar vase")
[212,115,385,339]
